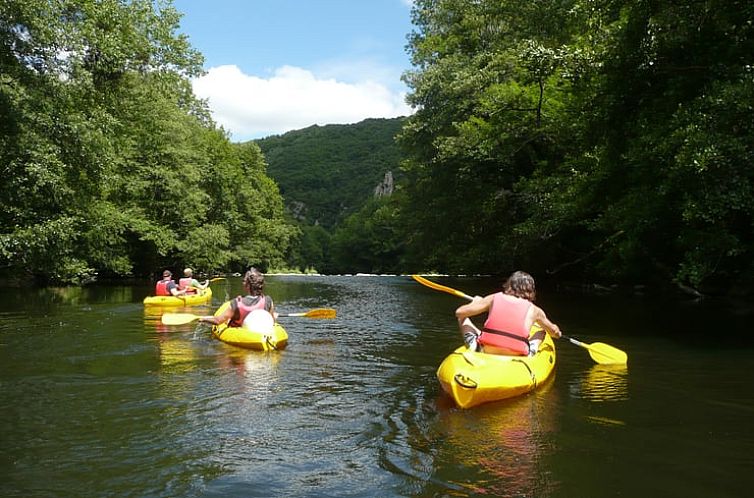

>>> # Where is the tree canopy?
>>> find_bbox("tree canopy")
[3,0,753,295]
[395,0,754,294]
[0,0,296,284]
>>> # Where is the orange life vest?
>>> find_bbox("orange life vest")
[478,293,532,355]
[178,277,196,294]
[155,279,171,296]
[229,295,270,327]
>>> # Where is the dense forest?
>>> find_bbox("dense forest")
[389,0,753,295]
[0,0,297,284]
[2,0,753,296]
[258,0,754,295]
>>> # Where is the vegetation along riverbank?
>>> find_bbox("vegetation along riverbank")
[2,0,752,297]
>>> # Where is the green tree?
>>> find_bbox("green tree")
[399,0,754,293]
[399,0,583,274]
[555,0,754,290]
[331,196,405,274]
[0,0,295,283]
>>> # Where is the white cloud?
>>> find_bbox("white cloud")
[191,64,413,141]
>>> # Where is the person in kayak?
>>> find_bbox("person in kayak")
[198,268,277,326]
[455,271,561,355]
[155,270,187,297]
[178,267,209,295]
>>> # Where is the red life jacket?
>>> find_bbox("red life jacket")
[155,279,171,296]
[178,277,196,294]
[229,295,269,327]
[478,293,532,355]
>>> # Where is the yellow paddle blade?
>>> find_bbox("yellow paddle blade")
[281,308,336,319]
[161,313,201,325]
[585,342,628,365]
[411,275,473,301]
[567,337,627,364]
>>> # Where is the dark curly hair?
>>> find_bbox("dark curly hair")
[503,271,536,301]
[243,268,265,296]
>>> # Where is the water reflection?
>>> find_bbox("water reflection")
[143,303,213,334]
[434,381,560,497]
[156,337,197,374]
[143,312,172,334]
[215,346,282,379]
[572,364,629,402]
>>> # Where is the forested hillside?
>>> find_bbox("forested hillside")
[0,0,297,284]
[255,118,405,274]
[256,118,405,228]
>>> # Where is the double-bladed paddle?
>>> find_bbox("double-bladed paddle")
[278,308,336,319]
[161,307,337,325]
[161,313,202,325]
[561,336,628,364]
[410,274,628,365]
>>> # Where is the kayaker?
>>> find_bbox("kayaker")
[178,267,209,295]
[198,268,277,326]
[455,271,561,355]
[154,270,186,297]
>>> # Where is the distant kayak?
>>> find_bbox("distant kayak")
[436,327,556,409]
[143,287,212,307]
[211,301,288,351]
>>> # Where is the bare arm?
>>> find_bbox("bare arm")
[188,279,209,290]
[169,286,186,297]
[531,305,561,338]
[455,294,494,321]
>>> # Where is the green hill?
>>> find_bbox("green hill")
[255,117,406,229]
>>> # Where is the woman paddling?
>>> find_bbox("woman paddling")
[198,268,277,326]
[455,271,561,355]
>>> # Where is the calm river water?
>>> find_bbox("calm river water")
[1,275,753,497]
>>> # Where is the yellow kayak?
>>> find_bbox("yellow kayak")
[436,327,556,409]
[143,287,212,307]
[211,301,288,351]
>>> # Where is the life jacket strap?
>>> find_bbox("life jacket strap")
[481,327,531,346]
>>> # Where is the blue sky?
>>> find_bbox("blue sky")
[172,0,415,141]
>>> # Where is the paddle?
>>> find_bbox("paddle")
[161,313,201,325]
[278,308,336,319]
[161,307,337,325]
[411,274,472,300]
[209,277,226,282]
[410,274,628,365]
[562,336,628,365]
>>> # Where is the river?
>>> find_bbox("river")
[1,275,752,497]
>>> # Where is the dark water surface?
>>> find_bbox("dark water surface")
[1,275,752,497]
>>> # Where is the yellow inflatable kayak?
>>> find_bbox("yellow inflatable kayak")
[143,287,212,307]
[211,301,288,351]
[436,327,556,409]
